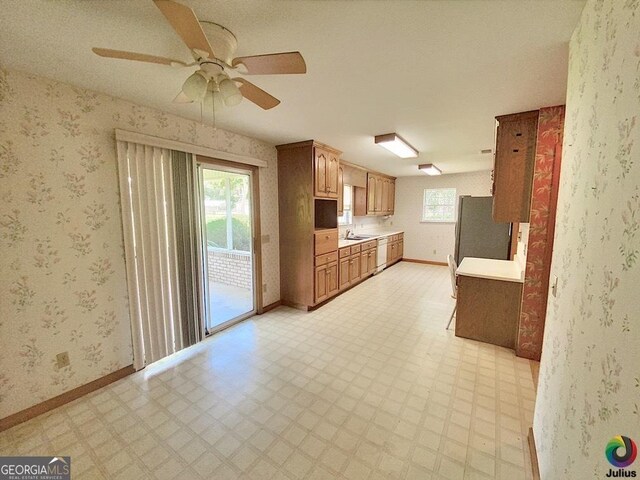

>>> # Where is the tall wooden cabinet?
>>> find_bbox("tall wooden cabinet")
[277,141,341,310]
[492,110,539,223]
[337,166,344,216]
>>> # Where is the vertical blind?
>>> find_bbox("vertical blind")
[116,141,201,370]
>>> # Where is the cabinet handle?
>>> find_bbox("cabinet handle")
[325,235,330,239]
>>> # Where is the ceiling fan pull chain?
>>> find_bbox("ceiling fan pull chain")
[212,94,216,129]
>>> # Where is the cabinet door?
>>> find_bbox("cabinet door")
[388,180,395,214]
[349,254,361,282]
[368,248,377,272]
[314,148,328,197]
[315,264,328,303]
[367,174,376,215]
[337,166,344,215]
[387,242,396,264]
[398,240,403,259]
[353,186,367,216]
[339,257,351,290]
[360,251,369,277]
[326,154,339,198]
[326,262,339,297]
[492,111,538,222]
[374,177,384,213]
[381,178,389,213]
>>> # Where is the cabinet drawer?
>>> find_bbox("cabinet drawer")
[339,247,352,258]
[350,244,361,254]
[362,240,377,251]
[315,251,338,266]
[397,233,404,240]
[315,230,338,255]
[390,234,399,241]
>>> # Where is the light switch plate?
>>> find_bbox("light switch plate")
[551,275,558,297]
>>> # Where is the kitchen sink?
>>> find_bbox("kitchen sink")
[346,234,378,240]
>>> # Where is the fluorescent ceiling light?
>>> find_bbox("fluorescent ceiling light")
[418,163,442,175]
[374,133,418,158]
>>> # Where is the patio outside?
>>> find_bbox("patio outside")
[202,168,254,331]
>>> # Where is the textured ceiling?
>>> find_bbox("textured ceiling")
[0,0,585,176]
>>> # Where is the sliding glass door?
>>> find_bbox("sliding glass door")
[198,163,255,334]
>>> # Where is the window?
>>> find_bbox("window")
[422,188,457,222]
[338,184,353,226]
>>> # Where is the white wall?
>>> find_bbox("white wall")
[392,171,492,263]
[533,1,640,478]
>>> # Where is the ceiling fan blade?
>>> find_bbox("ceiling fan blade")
[173,91,193,104]
[92,47,187,66]
[154,0,215,59]
[232,51,306,75]
[233,78,280,110]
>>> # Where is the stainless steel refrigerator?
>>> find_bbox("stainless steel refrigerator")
[454,196,512,265]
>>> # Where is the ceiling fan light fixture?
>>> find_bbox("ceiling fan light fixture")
[418,164,442,176]
[374,133,418,158]
[182,70,209,101]
[219,77,243,107]
[203,88,224,110]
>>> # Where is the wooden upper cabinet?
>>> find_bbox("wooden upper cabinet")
[327,153,339,197]
[314,148,328,197]
[337,166,344,216]
[366,174,376,214]
[492,110,539,223]
[313,146,339,199]
[366,173,396,216]
[374,176,383,212]
[381,178,389,213]
[353,186,367,216]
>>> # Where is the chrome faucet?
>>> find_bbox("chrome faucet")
[345,229,351,239]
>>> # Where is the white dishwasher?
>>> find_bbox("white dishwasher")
[376,236,388,273]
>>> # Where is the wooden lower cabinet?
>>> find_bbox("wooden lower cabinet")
[368,247,377,272]
[339,245,378,290]
[314,261,338,304]
[455,275,523,348]
[385,234,404,266]
[339,256,351,290]
[316,233,401,305]
[349,255,361,283]
[360,247,378,276]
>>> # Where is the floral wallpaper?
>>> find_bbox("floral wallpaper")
[0,68,280,419]
[516,105,565,361]
[533,0,640,478]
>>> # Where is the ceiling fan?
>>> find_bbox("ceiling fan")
[92,0,306,110]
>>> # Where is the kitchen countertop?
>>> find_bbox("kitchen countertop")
[338,230,404,248]
[456,257,524,283]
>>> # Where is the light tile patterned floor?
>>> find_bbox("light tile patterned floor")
[0,263,536,479]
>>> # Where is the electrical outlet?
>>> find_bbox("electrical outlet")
[261,234,270,244]
[433,249,437,255]
[56,352,70,369]
[551,275,558,297]
[263,283,267,293]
